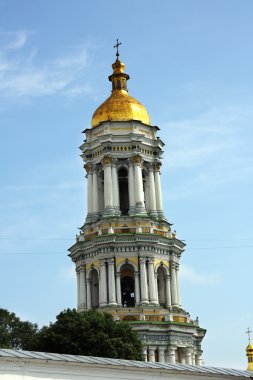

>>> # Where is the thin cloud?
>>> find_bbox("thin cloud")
[160,104,253,199]
[58,265,76,283]
[0,31,93,99]
[181,264,219,285]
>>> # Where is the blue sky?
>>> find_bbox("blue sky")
[0,0,253,369]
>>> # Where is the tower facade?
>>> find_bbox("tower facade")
[69,50,205,364]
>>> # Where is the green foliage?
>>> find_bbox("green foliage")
[29,309,144,360]
[0,308,38,349]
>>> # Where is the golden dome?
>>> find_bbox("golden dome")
[91,58,150,128]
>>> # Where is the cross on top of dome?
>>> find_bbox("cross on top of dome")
[114,38,122,60]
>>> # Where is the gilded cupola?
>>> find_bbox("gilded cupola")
[91,41,150,128]
[246,328,253,371]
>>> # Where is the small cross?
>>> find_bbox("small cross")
[114,39,122,60]
[246,327,252,341]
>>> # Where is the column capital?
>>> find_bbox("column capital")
[127,158,134,167]
[147,257,155,264]
[107,257,115,266]
[155,161,162,172]
[102,155,113,167]
[139,257,146,265]
[147,162,155,171]
[76,265,85,273]
[99,258,106,263]
[132,154,143,167]
[84,163,92,173]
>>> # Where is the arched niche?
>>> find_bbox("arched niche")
[120,263,135,307]
[157,266,167,307]
[118,167,129,215]
[89,268,99,308]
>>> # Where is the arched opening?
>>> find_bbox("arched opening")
[120,263,135,307]
[118,168,129,215]
[157,266,166,307]
[90,268,99,308]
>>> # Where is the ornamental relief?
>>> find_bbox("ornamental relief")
[102,155,113,166]
[84,163,91,173]
[132,155,143,165]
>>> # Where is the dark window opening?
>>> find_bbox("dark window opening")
[120,264,135,307]
[90,269,99,308]
[118,168,129,215]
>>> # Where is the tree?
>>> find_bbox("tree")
[29,309,144,360]
[0,308,38,349]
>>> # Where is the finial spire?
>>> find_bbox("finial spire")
[114,39,122,60]
[246,327,252,342]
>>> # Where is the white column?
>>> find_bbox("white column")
[85,164,93,219]
[86,280,91,309]
[170,262,178,306]
[192,352,196,365]
[165,275,172,308]
[92,169,99,216]
[79,268,86,310]
[134,271,140,305]
[175,263,181,306]
[108,258,117,306]
[144,180,150,212]
[99,260,107,307]
[128,161,135,215]
[76,268,80,309]
[148,347,156,362]
[139,258,149,305]
[133,156,146,214]
[112,162,120,215]
[148,258,158,304]
[167,346,176,364]
[116,272,122,306]
[158,347,166,363]
[180,350,186,365]
[155,162,164,219]
[186,348,193,365]
[103,156,114,216]
[196,352,203,366]
[154,273,159,304]
[148,165,157,218]
[143,347,148,362]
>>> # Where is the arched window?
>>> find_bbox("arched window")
[120,263,135,307]
[90,268,99,308]
[118,168,129,215]
[157,266,166,307]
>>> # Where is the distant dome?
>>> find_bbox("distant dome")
[91,58,150,128]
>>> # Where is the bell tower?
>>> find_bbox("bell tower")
[69,43,206,364]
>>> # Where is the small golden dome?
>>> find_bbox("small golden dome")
[246,337,253,371]
[91,58,150,128]
[247,341,253,351]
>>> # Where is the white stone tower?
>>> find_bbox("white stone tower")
[69,44,205,364]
